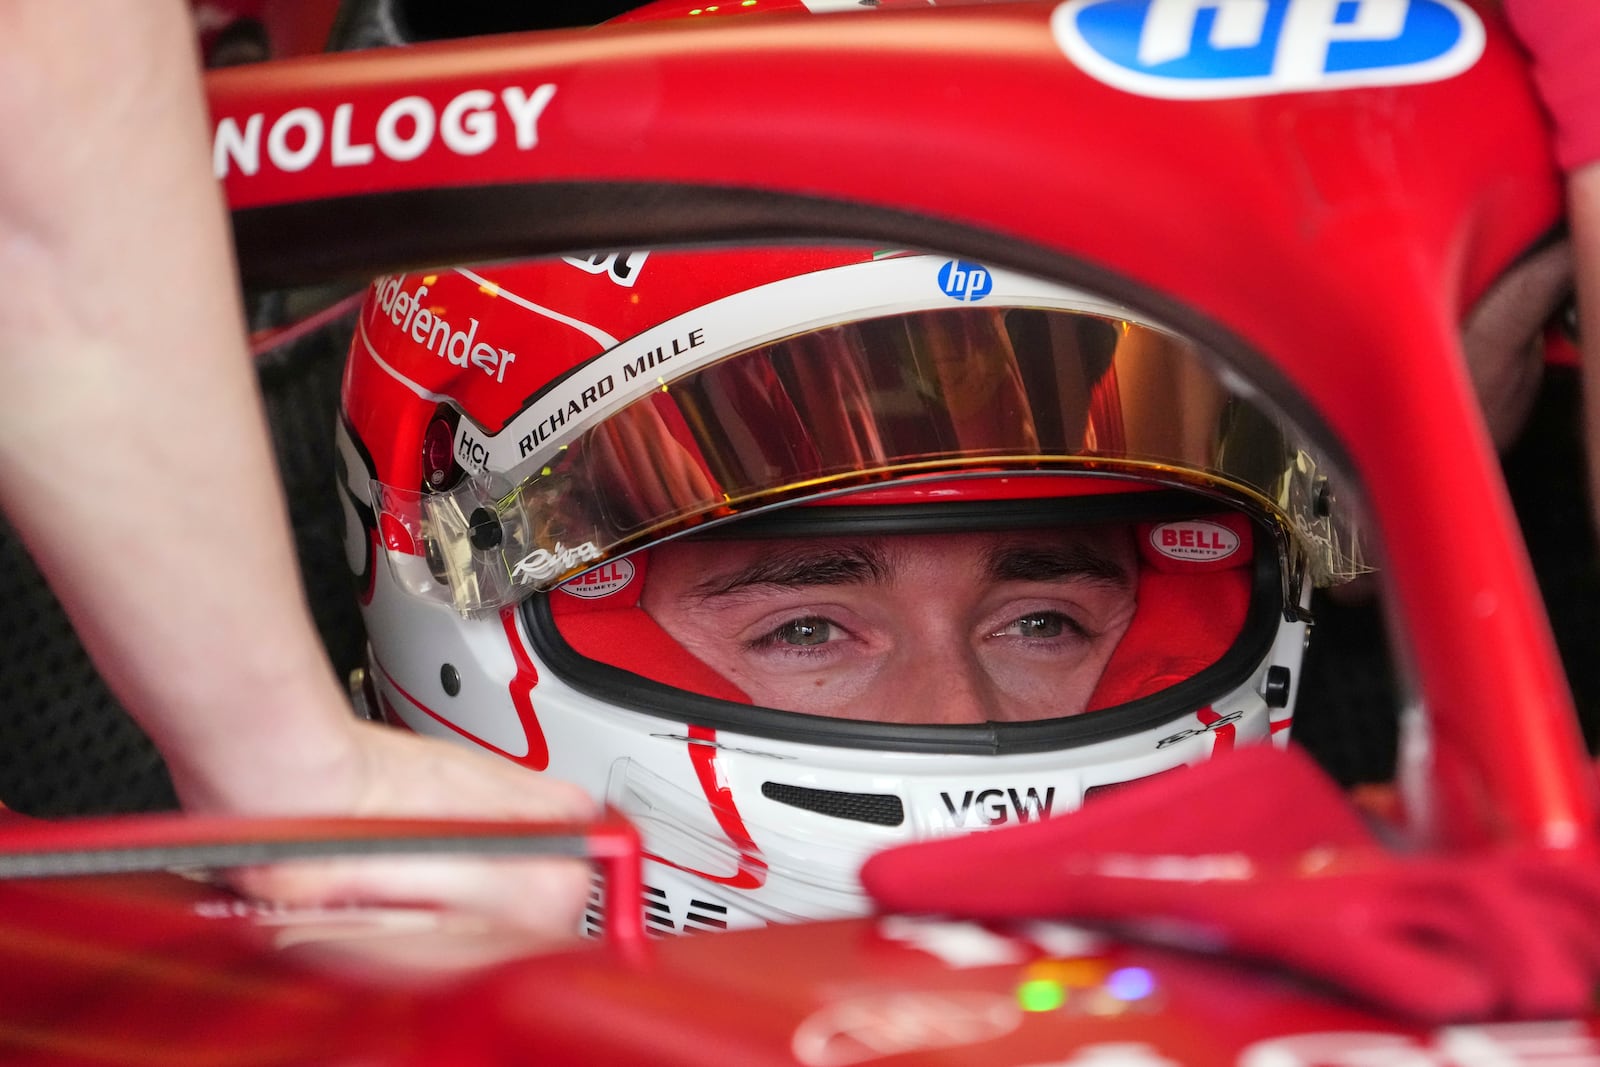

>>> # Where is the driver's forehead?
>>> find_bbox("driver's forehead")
[644,526,1138,599]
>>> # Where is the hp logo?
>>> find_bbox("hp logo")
[1053,0,1485,99]
[937,260,994,302]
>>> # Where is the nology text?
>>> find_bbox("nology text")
[213,84,558,178]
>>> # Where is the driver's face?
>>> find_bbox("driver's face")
[640,528,1139,724]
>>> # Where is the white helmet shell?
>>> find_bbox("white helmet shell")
[338,247,1331,931]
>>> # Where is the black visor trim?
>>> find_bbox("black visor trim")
[688,488,1244,540]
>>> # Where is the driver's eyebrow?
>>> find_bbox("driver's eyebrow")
[983,541,1132,588]
[688,543,890,600]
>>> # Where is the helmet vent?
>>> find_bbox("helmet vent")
[684,899,729,933]
[589,879,710,938]
[761,782,905,827]
[583,875,606,939]
[642,883,676,934]
[589,881,677,936]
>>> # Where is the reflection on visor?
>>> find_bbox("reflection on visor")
[379,306,1363,613]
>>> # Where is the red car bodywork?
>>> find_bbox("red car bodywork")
[2,2,1596,1062]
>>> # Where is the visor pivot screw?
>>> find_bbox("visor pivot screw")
[440,664,462,697]
[424,538,449,584]
[422,415,461,491]
[468,507,503,551]
[1262,665,1292,708]
[1313,478,1332,518]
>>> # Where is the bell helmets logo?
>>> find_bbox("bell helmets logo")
[1150,519,1239,562]
[1052,0,1485,99]
[558,558,636,599]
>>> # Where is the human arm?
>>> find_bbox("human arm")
[1500,0,1600,534]
[0,0,592,931]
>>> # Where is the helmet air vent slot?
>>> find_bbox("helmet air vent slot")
[761,782,905,826]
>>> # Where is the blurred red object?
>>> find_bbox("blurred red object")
[192,0,344,66]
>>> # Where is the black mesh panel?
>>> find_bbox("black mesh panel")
[0,305,363,816]
[761,781,905,827]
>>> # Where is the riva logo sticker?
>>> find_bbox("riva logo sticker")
[1052,0,1484,99]
[513,541,602,583]
[214,84,558,178]
[1150,519,1239,562]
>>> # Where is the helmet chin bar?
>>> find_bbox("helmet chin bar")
[605,758,865,928]
[589,649,1305,935]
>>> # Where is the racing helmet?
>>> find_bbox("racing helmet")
[336,245,1360,932]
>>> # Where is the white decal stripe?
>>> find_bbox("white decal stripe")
[477,255,1133,475]
[455,267,618,349]
[371,653,531,759]
[356,315,455,404]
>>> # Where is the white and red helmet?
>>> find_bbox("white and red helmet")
[336,245,1357,931]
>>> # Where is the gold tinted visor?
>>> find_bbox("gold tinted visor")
[381,304,1361,613]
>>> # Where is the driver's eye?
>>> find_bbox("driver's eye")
[773,618,834,646]
[1555,289,1580,344]
[1004,613,1067,639]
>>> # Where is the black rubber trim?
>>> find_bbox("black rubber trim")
[523,516,1285,756]
[236,181,980,291]
[689,489,1240,540]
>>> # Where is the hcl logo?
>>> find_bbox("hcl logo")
[1052,0,1485,99]
[937,260,994,302]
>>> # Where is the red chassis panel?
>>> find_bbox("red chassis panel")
[0,846,1588,1066]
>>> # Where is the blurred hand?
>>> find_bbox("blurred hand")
[0,2,594,946]
[195,720,597,940]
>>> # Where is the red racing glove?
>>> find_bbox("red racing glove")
[861,745,1600,1022]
